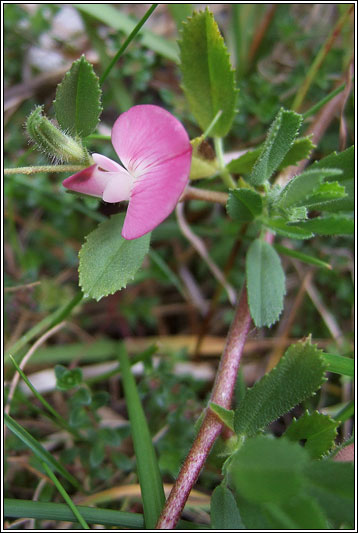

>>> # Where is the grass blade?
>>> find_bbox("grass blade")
[41,462,90,529]
[99,4,158,85]
[4,414,81,491]
[118,346,165,528]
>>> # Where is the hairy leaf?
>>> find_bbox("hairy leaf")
[226,188,262,222]
[79,214,150,301]
[179,9,237,137]
[284,411,338,458]
[278,136,316,170]
[209,402,234,430]
[248,108,302,186]
[292,215,354,236]
[54,55,102,137]
[246,239,285,327]
[234,338,326,437]
[262,217,314,239]
[276,168,342,209]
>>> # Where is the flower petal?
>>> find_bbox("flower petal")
[92,153,124,172]
[62,165,110,198]
[111,105,191,177]
[103,172,134,203]
[121,150,191,239]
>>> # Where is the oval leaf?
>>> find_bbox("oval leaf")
[246,238,285,327]
[79,213,150,301]
[227,188,263,222]
[211,484,244,529]
[54,55,102,137]
[179,9,237,137]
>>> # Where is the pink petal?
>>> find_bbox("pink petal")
[62,165,109,198]
[111,105,191,177]
[62,165,132,201]
[111,105,192,240]
[103,173,134,203]
[92,153,123,172]
[122,150,191,239]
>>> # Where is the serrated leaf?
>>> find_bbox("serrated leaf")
[209,402,234,431]
[54,55,102,137]
[284,411,338,458]
[292,215,353,236]
[211,485,244,529]
[312,145,354,182]
[300,181,347,211]
[227,137,314,176]
[277,136,316,170]
[304,460,354,527]
[262,217,314,240]
[248,108,302,186]
[234,338,327,437]
[226,188,262,222]
[229,435,309,504]
[79,213,150,301]
[276,168,342,209]
[179,9,237,137]
[246,239,286,327]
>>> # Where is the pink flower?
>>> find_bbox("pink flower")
[63,105,192,240]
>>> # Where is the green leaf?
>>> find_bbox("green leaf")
[301,181,347,208]
[246,239,286,327]
[234,338,326,437]
[274,243,332,270]
[227,147,261,175]
[72,386,92,406]
[118,347,165,528]
[292,215,354,235]
[89,440,105,468]
[284,411,338,459]
[79,213,150,301]
[248,108,302,186]
[320,352,354,377]
[54,55,102,138]
[276,168,342,209]
[179,9,237,137]
[211,485,244,529]
[75,4,179,62]
[226,188,262,222]
[304,460,354,527]
[312,145,354,181]
[262,217,314,240]
[229,435,309,503]
[227,137,314,176]
[4,414,81,490]
[277,136,316,170]
[209,402,234,431]
[55,365,83,391]
[263,496,329,529]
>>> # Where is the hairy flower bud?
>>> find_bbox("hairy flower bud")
[26,106,90,164]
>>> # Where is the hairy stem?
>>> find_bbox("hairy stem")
[155,287,251,529]
[4,165,87,176]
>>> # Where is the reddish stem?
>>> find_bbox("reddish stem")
[155,287,251,529]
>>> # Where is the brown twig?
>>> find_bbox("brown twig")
[155,286,252,529]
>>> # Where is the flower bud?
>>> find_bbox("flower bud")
[26,106,89,163]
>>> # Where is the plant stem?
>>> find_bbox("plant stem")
[181,185,228,205]
[155,286,251,529]
[4,165,87,176]
[214,137,236,189]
